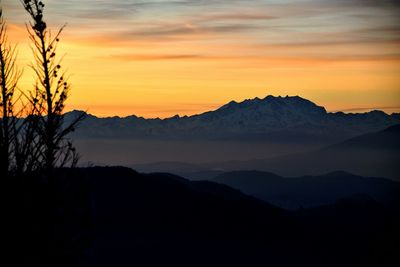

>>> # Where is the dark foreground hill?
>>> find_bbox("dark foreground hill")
[212,171,400,209]
[3,167,399,267]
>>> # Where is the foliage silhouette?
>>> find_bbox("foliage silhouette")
[22,0,84,175]
[1,2,89,266]
[0,7,23,178]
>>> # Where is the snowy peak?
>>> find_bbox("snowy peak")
[64,95,400,143]
[216,95,327,116]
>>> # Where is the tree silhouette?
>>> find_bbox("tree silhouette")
[0,3,89,266]
[0,8,21,178]
[22,0,84,174]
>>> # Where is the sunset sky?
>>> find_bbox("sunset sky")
[3,0,400,118]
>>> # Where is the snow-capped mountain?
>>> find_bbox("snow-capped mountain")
[66,95,400,143]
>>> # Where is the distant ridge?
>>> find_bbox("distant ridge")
[133,124,400,180]
[66,95,395,120]
[66,95,400,144]
[211,170,400,209]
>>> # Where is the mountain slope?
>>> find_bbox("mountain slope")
[142,124,399,180]
[231,124,400,179]
[331,123,400,150]
[6,167,399,267]
[212,171,400,209]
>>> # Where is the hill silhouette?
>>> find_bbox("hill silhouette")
[135,124,400,180]
[4,167,399,267]
[331,123,400,150]
[235,124,400,179]
[212,170,400,209]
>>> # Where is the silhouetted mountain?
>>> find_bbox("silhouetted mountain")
[135,125,400,180]
[2,167,399,267]
[211,171,400,209]
[6,167,287,267]
[5,167,399,267]
[331,123,400,150]
[233,124,400,179]
[66,95,399,143]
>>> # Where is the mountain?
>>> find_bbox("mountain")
[5,167,399,267]
[67,95,400,142]
[211,171,400,209]
[67,95,400,167]
[215,124,400,179]
[331,123,400,150]
[135,124,400,180]
[6,167,287,267]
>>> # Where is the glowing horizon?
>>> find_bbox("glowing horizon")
[3,0,400,118]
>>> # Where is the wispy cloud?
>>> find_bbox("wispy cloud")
[4,0,400,46]
[103,52,400,63]
[328,0,400,8]
[117,23,263,41]
[109,54,202,61]
[333,106,400,113]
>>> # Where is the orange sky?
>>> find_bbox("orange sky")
[3,0,400,118]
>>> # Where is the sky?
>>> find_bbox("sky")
[2,0,400,118]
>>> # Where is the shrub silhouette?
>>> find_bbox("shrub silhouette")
[22,0,84,175]
[0,8,22,178]
[1,3,91,266]
[0,0,84,177]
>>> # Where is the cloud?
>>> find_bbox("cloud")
[258,25,400,48]
[108,54,202,61]
[72,8,136,20]
[328,0,400,8]
[113,23,262,41]
[196,13,277,22]
[103,52,400,63]
[4,0,400,66]
[333,106,400,113]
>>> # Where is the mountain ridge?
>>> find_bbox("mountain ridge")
[7,166,399,266]
[65,95,400,143]
[211,170,400,209]
[132,125,400,180]
[66,95,397,120]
